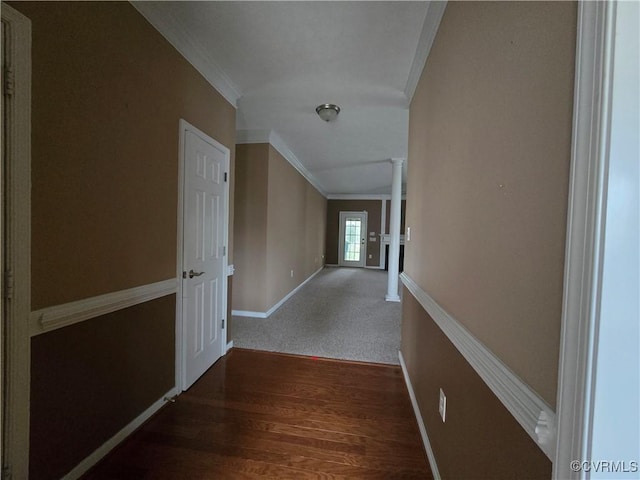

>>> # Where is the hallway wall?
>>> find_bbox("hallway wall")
[233,144,327,314]
[401,1,577,477]
[326,199,382,267]
[10,2,236,478]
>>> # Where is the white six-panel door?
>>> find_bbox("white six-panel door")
[182,126,228,390]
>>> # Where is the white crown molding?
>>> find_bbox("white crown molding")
[236,129,271,144]
[269,131,327,197]
[404,1,447,102]
[131,1,241,108]
[399,351,441,480]
[327,194,390,200]
[30,279,178,336]
[326,194,407,200]
[62,387,178,480]
[236,129,328,197]
[400,272,556,460]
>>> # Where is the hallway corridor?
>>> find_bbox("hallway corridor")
[83,349,432,479]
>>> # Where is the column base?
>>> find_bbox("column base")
[385,294,401,302]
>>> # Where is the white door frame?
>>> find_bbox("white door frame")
[176,119,229,392]
[338,211,367,267]
[554,1,628,477]
[1,4,31,479]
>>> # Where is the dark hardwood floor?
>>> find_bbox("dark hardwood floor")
[84,349,433,479]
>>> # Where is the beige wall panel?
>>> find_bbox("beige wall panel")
[405,1,576,403]
[266,147,307,308]
[401,290,551,479]
[304,183,327,278]
[326,200,382,266]
[11,2,237,477]
[12,1,236,310]
[232,145,326,313]
[30,295,176,480]
[232,144,269,312]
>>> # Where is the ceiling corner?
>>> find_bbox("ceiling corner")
[404,1,448,102]
[268,132,328,198]
[236,129,271,144]
[131,1,242,108]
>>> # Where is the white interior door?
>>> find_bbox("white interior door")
[182,125,228,390]
[338,211,367,267]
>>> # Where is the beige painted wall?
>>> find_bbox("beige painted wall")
[402,290,551,478]
[325,200,382,267]
[404,1,576,406]
[13,1,236,310]
[11,2,236,477]
[233,144,269,312]
[232,145,326,313]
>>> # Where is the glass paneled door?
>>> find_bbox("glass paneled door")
[338,211,367,267]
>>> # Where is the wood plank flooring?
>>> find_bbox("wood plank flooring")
[83,349,433,479]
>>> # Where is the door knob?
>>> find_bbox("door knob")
[188,269,205,278]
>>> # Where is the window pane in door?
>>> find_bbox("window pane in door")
[344,218,361,261]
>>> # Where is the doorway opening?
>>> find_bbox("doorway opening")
[176,120,230,392]
[338,211,367,267]
[1,4,31,478]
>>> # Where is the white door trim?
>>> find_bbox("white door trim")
[1,4,31,479]
[554,2,617,478]
[338,211,367,268]
[176,119,230,392]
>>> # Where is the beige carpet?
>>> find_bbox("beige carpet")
[231,267,401,365]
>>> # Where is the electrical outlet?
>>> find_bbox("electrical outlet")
[368,254,372,259]
[290,269,294,278]
[439,388,446,422]
[406,226,411,242]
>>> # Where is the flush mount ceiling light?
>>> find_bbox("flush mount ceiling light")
[316,103,340,122]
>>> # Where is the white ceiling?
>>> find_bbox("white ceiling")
[134,1,445,196]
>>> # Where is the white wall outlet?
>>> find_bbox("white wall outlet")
[439,388,446,422]
[368,254,372,259]
[290,269,294,278]
[406,226,411,242]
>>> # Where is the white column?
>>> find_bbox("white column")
[386,158,404,302]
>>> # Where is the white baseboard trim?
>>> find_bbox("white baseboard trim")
[30,279,178,337]
[399,350,441,480]
[364,266,384,270]
[62,387,178,480]
[231,309,267,318]
[324,263,339,267]
[226,340,234,352]
[232,267,323,319]
[399,272,556,460]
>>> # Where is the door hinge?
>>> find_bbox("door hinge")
[224,172,228,182]
[4,269,14,300]
[221,318,225,329]
[3,66,14,97]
